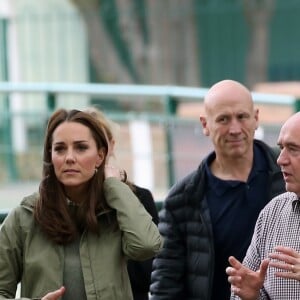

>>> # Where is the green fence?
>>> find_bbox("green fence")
[0,82,298,222]
[0,82,298,183]
[0,82,209,185]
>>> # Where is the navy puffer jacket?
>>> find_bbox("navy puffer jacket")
[150,140,285,300]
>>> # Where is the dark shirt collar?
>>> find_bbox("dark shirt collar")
[205,144,268,196]
[292,197,300,212]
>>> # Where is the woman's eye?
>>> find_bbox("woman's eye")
[77,144,88,151]
[53,146,65,153]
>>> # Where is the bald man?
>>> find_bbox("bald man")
[150,80,285,300]
[227,112,300,300]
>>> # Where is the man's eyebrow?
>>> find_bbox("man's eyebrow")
[290,142,300,148]
[283,142,300,148]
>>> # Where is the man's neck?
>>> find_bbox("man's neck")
[210,155,253,182]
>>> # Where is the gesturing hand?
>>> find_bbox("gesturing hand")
[269,246,300,281]
[226,256,269,300]
[41,286,65,300]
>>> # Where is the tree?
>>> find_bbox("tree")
[242,0,275,88]
[69,0,199,86]
[70,0,141,83]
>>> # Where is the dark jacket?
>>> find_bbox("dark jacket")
[150,140,285,300]
[129,185,159,300]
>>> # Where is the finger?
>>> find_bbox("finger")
[43,287,65,300]
[274,246,299,258]
[269,252,296,265]
[272,266,298,280]
[226,265,241,277]
[228,256,243,269]
[227,275,242,284]
[226,266,234,275]
[259,259,269,279]
[54,286,66,296]
[269,261,292,272]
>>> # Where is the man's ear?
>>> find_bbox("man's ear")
[200,116,209,136]
[254,108,259,129]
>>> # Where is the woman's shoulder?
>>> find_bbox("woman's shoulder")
[10,192,39,223]
[20,191,39,208]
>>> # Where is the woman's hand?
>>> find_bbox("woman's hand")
[104,164,127,182]
[269,246,300,281]
[226,256,268,300]
[41,286,65,300]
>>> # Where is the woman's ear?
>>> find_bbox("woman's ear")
[96,148,106,168]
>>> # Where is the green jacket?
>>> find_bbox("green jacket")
[0,178,163,300]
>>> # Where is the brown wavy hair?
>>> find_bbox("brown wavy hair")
[34,109,112,245]
[84,107,136,191]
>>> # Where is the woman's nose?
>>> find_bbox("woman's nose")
[65,150,75,163]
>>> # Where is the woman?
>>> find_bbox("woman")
[85,107,159,300]
[0,109,162,300]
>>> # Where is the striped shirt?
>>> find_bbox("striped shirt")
[231,192,300,299]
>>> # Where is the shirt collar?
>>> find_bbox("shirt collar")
[204,144,268,196]
[205,153,242,196]
[292,197,300,212]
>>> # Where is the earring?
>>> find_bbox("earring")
[95,168,98,174]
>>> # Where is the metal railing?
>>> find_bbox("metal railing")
[0,82,298,182]
[0,81,297,105]
[0,81,299,223]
